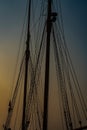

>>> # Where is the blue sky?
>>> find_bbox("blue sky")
[61,0,87,88]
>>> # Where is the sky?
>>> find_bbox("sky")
[61,0,87,88]
[0,0,87,130]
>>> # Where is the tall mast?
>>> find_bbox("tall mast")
[22,0,31,130]
[43,0,52,130]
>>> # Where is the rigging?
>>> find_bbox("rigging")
[3,0,87,130]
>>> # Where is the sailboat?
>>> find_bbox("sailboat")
[3,0,87,130]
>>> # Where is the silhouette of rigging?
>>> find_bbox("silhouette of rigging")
[3,0,87,130]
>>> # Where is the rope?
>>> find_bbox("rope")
[9,0,29,100]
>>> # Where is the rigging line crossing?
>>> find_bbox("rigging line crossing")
[4,55,25,130]
[22,0,31,129]
[52,26,73,130]
[53,23,83,125]
[52,27,65,130]
[54,21,87,120]
[55,9,87,117]
[13,72,24,130]
[10,0,29,100]
[3,0,87,130]
[25,23,46,127]
[54,21,86,125]
[53,18,87,129]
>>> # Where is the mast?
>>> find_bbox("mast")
[43,0,52,130]
[22,0,31,130]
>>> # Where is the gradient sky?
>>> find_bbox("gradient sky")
[0,0,87,129]
[61,0,87,87]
